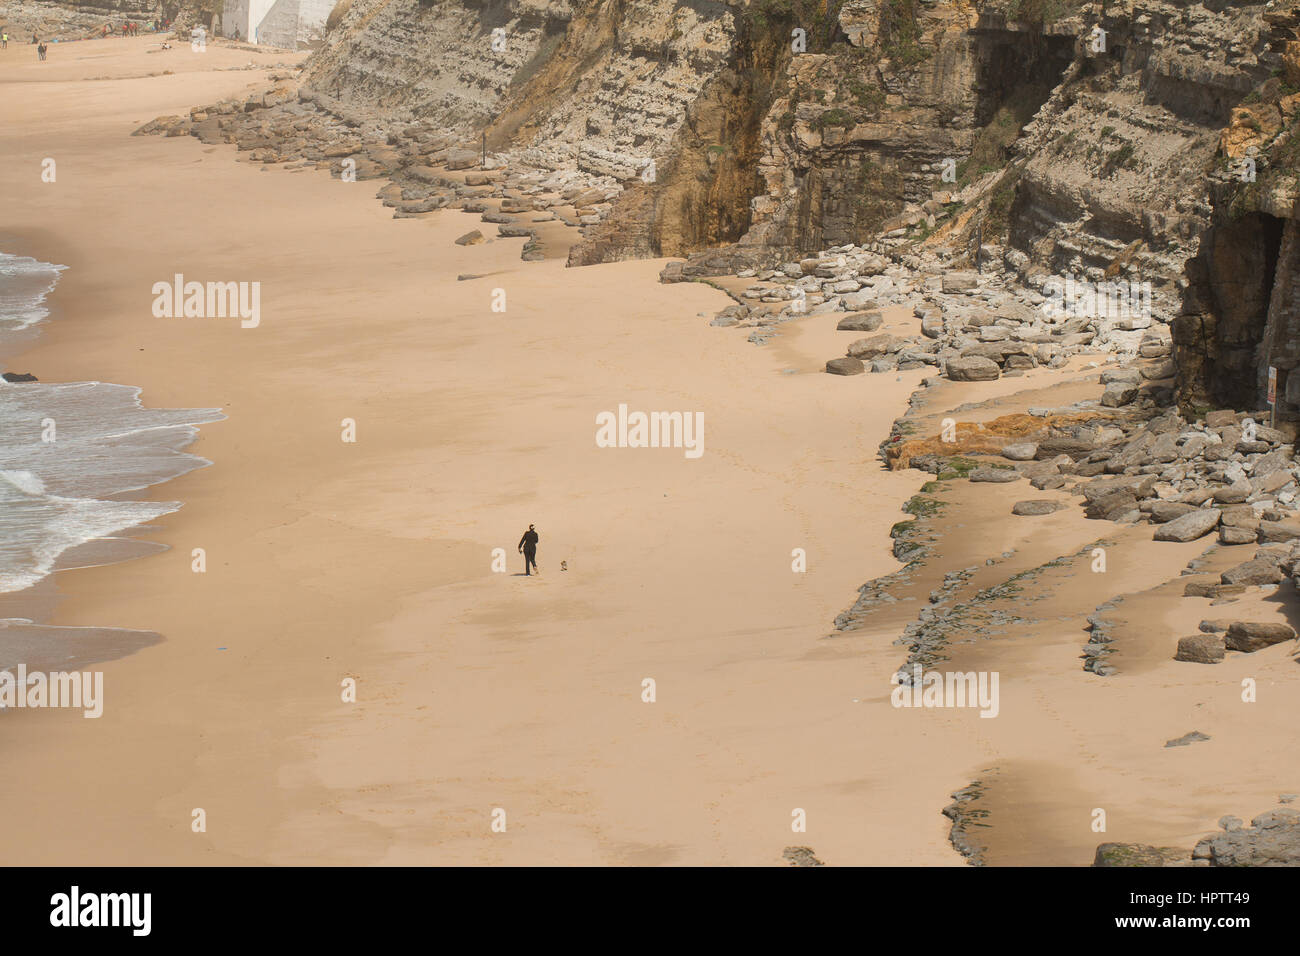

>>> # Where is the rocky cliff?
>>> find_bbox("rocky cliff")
[124,0,1300,414]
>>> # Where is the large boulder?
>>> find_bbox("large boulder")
[847,334,903,359]
[946,355,1000,382]
[825,357,865,376]
[1093,844,1190,867]
[1148,501,1196,523]
[1035,437,1096,459]
[1002,443,1038,461]
[1205,410,1238,428]
[1220,557,1285,587]
[1100,382,1139,407]
[1086,491,1138,521]
[1220,525,1258,545]
[941,273,978,293]
[1258,520,1300,544]
[1175,634,1226,663]
[1212,482,1252,504]
[841,291,877,310]
[1154,509,1221,542]
[1100,368,1141,385]
[445,148,480,170]
[1012,499,1063,515]
[1224,621,1296,651]
[837,311,883,332]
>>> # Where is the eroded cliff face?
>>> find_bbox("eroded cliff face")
[303,0,737,174]
[650,0,1081,271]
[985,0,1289,413]
[232,0,1300,411]
[739,0,987,258]
[303,0,567,130]
[1183,2,1300,415]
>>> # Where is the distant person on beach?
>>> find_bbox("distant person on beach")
[2,33,8,49]
[37,42,46,60]
[518,524,539,576]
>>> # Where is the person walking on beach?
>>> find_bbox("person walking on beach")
[2,33,8,49]
[518,524,539,576]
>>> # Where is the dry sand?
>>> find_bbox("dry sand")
[1,37,1297,866]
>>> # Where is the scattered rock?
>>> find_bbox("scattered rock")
[836,311,883,332]
[1258,520,1300,544]
[1100,382,1139,407]
[1224,621,1296,652]
[1012,499,1062,515]
[970,467,1020,483]
[1205,410,1238,428]
[847,334,902,360]
[1220,557,1284,587]
[825,357,865,376]
[1154,509,1221,542]
[1212,482,1252,504]
[445,148,479,170]
[1148,501,1196,523]
[782,846,824,867]
[946,356,1000,382]
[1093,843,1192,867]
[1165,731,1211,747]
[1001,442,1038,461]
[1193,808,1300,865]
[1174,634,1225,663]
[1220,525,1258,545]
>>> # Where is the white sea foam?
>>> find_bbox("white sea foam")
[0,255,224,594]
[0,253,65,334]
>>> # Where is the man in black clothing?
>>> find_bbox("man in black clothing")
[518,524,539,576]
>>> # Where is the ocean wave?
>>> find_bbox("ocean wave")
[0,253,66,334]
[0,254,224,595]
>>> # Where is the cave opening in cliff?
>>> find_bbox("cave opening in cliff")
[1188,211,1286,410]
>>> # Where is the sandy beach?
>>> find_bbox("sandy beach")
[2,36,1298,866]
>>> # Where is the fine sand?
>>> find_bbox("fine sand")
[1,37,1297,866]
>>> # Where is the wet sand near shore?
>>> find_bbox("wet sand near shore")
[1,37,1297,866]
